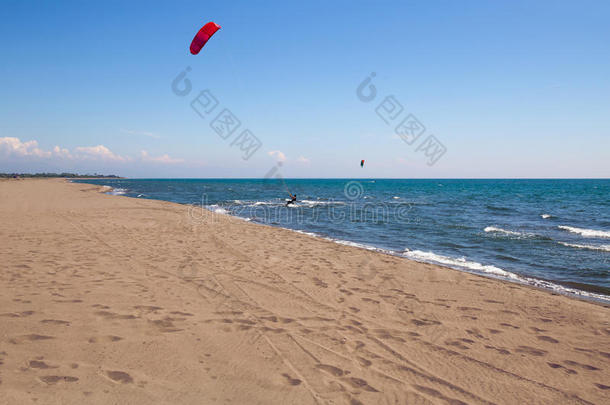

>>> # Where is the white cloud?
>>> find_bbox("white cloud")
[53,146,72,159]
[2,136,187,167]
[141,150,184,164]
[75,145,127,162]
[268,150,286,162]
[120,128,160,139]
[0,137,52,158]
[296,156,310,164]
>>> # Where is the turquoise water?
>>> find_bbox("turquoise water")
[75,179,610,301]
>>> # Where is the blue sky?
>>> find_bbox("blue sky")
[1,0,608,178]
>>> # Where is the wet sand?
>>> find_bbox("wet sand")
[0,178,608,404]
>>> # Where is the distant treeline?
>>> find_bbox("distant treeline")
[0,173,122,178]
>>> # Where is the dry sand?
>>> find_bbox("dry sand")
[0,178,608,404]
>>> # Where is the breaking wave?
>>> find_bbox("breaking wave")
[558,226,610,238]
[558,242,610,252]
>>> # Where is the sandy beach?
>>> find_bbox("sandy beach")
[0,178,608,404]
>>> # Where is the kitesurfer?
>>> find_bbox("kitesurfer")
[286,192,297,206]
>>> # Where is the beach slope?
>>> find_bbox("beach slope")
[0,179,608,404]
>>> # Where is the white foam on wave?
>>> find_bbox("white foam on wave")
[300,200,345,207]
[392,196,400,199]
[329,238,395,255]
[402,249,519,279]
[334,239,378,251]
[108,188,127,195]
[558,225,610,238]
[484,226,520,236]
[290,230,395,255]
[401,248,609,303]
[541,214,552,219]
[558,242,610,252]
[233,216,251,222]
[484,226,529,237]
[519,276,610,302]
[293,229,319,237]
[206,204,229,215]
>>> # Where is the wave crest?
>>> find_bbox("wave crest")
[558,226,610,239]
[484,226,522,236]
[558,242,610,252]
[402,249,519,279]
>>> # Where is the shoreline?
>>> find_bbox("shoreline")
[287,228,610,305]
[1,178,609,404]
[83,179,610,305]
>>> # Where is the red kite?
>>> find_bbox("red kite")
[190,22,221,55]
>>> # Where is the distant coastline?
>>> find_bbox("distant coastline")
[0,172,122,179]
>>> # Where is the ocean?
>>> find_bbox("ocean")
[74,178,610,302]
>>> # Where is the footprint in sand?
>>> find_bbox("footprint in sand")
[516,346,547,356]
[88,336,123,343]
[563,360,600,371]
[106,370,134,384]
[356,357,372,367]
[312,277,328,288]
[281,373,302,386]
[374,329,404,342]
[411,318,441,327]
[94,311,137,320]
[28,360,58,369]
[0,311,35,318]
[134,305,163,313]
[445,340,470,350]
[39,376,79,384]
[537,335,559,344]
[170,311,194,317]
[40,319,70,326]
[9,334,55,344]
[466,329,486,339]
[547,362,577,374]
[316,364,378,392]
[361,297,380,304]
[458,306,482,312]
[347,377,378,392]
[484,345,511,355]
[149,318,183,333]
[316,364,346,377]
[53,299,83,304]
